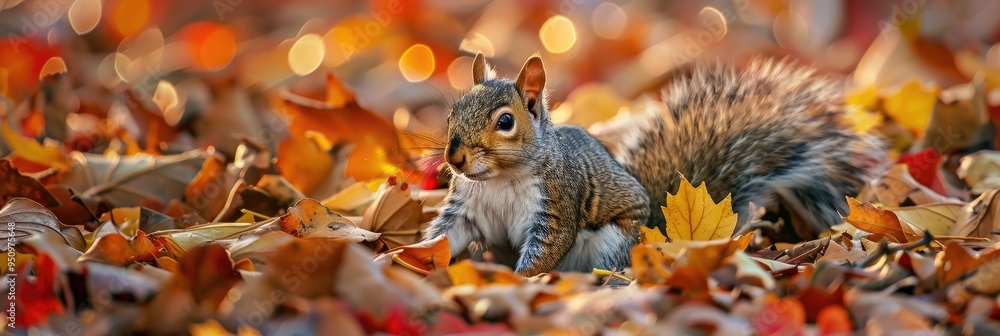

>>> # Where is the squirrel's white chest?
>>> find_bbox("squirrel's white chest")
[454,177,543,249]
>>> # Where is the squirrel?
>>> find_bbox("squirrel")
[423,53,884,276]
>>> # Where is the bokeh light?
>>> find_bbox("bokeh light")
[111,0,150,37]
[399,44,435,82]
[182,22,236,71]
[68,0,102,35]
[540,15,577,54]
[592,3,627,39]
[289,34,326,76]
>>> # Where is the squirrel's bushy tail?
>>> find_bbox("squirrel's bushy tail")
[592,58,886,237]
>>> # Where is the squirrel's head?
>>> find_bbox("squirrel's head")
[444,53,549,181]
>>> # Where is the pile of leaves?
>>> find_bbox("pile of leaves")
[4,1,1000,335]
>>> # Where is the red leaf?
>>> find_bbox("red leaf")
[897,148,946,195]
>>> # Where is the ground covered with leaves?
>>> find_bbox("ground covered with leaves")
[4,1,1000,335]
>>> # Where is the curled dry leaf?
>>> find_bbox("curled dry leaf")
[949,189,1000,241]
[79,230,160,266]
[892,202,964,236]
[359,180,431,248]
[861,164,956,207]
[914,77,988,152]
[958,151,1000,194]
[184,152,239,221]
[842,197,923,244]
[1,197,85,251]
[375,234,450,275]
[663,174,737,241]
[62,150,207,213]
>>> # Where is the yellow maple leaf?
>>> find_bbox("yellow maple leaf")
[662,174,738,241]
[639,226,667,244]
[881,79,939,137]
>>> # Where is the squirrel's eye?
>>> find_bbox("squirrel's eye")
[496,113,514,132]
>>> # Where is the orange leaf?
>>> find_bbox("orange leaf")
[280,83,413,181]
[79,231,159,266]
[446,260,520,286]
[842,197,922,243]
[630,244,672,285]
[378,235,450,275]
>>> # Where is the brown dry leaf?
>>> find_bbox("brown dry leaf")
[937,240,980,286]
[663,175,737,241]
[279,88,410,182]
[843,197,922,243]
[862,164,955,207]
[99,207,180,235]
[958,151,1000,194]
[276,131,352,199]
[374,234,450,275]
[122,89,181,149]
[278,198,379,241]
[914,78,987,152]
[179,244,243,311]
[949,189,1000,241]
[62,150,208,212]
[184,152,239,221]
[0,159,59,207]
[727,251,775,289]
[1,198,85,251]
[359,180,429,248]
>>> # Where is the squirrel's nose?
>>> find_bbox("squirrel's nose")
[450,155,466,170]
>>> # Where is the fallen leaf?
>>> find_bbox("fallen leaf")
[958,151,1000,194]
[949,189,1000,241]
[892,202,964,236]
[359,179,430,248]
[375,234,450,275]
[279,88,412,182]
[184,152,239,221]
[62,150,208,213]
[0,158,59,207]
[663,174,737,241]
[277,131,353,199]
[639,226,667,244]
[843,197,923,243]
[864,164,956,208]
[1,198,85,251]
[78,231,159,266]
[1,122,70,171]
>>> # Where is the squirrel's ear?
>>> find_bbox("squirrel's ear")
[472,52,495,85]
[516,56,546,118]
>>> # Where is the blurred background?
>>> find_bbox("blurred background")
[1,0,999,183]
